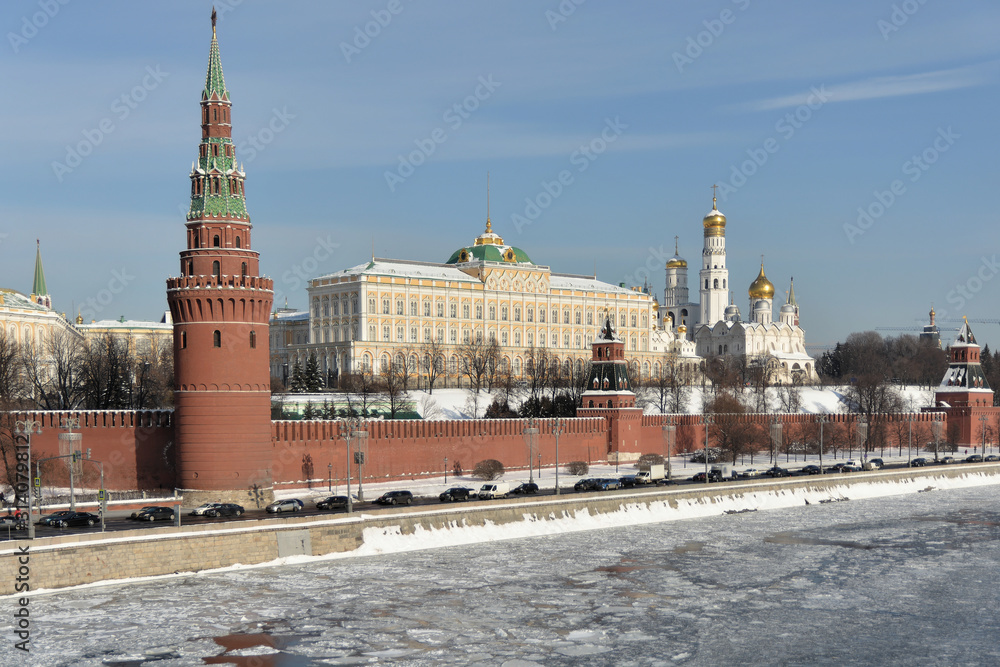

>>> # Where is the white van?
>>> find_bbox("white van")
[477,482,510,500]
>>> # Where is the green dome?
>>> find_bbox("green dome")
[446,244,532,265]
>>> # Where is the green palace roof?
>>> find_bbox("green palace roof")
[446,220,533,265]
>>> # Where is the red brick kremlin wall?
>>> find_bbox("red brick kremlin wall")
[9,408,994,493]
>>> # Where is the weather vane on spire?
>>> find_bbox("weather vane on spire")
[211,7,217,35]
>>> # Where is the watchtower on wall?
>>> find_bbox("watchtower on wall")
[166,13,274,504]
[578,317,644,462]
[933,319,998,448]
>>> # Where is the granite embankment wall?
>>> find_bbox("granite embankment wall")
[3,465,999,596]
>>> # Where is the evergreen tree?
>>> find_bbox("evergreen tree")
[304,353,324,392]
[289,360,306,393]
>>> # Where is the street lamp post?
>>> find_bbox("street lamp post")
[444,457,448,484]
[538,452,542,479]
[980,414,988,457]
[553,418,563,495]
[662,420,675,482]
[328,462,332,493]
[818,414,827,474]
[907,414,914,467]
[703,415,713,483]
[523,420,539,484]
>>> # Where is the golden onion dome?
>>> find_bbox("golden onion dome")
[677,324,687,334]
[748,262,775,300]
[703,195,726,237]
[666,256,687,269]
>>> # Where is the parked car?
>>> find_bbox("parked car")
[374,490,413,506]
[940,456,956,465]
[438,487,473,502]
[512,482,539,495]
[36,510,74,526]
[690,449,721,463]
[739,468,762,478]
[965,454,984,463]
[595,478,621,491]
[869,458,884,469]
[909,458,928,467]
[985,455,1000,462]
[574,478,600,492]
[692,471,724,483]
[618,475,641,488]
[265,499,303,514]
[799,465,822,475]
[129,506,161,519]
[840,464,861,472]
[52,512,100,528]
[205,503,244,517]
[316,495,350,511]
[134,506,175,522]
[762,466,792,478]
[189,503,218,516]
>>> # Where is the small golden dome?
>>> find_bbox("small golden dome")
[666,257,687,269]
[677,324,687,334]
[748,262,774,299]
[703,195,726,237]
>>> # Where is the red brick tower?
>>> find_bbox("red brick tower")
[166,12,274,504]
[578,317,643,462]
[933,319,998,448]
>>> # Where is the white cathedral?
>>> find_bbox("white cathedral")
[653,195,818,384]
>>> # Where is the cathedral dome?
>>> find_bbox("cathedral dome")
[703,196,726,237]
[666,255,687,269]
[748,263,774,299]
[446,220,532,264]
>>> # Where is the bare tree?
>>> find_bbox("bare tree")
[420,338,445,394]
[380,359,411,419]
[20,329,86,409]
[460,336,491,414]
[747,354,779,413]
[342,368,380,417]
[705,392,759,464]
[650,352,691,414]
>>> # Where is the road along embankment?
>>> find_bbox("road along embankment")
[3,465,999,595]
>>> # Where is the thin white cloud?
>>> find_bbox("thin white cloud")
[732,62,997,112]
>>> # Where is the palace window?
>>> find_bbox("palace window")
[382,299,390,314]
[631,314,637,327]
[410,327,417,342]
[450,329,457,343]
[410,301,417,316]
[539,309,545,323]
[397,327,404,341]
[382,326,390,341]
[501,305,508,321]
[587,311,593,325]
[501,331,508,345]
[437,302,445,317]
[489,305,496,319]
[476,304,483,319]
[527,307,534,322]
[514,307,521,322]
[527,332,533,346]
[424,327,431,341]
[396,300,404,315]
[463,304,470,319]
[575,311,581,325]
[463,329,470,343]
[450,303,457,318]
[514,331,521,345]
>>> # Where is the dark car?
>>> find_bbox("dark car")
[940,456,956,465]
[909,457,928,467]
[986,455,1000,462]
[52,512,100,528]
[574,478,601,492]
[316,495,350,511]
[512,482,539,495]
[825,462,847,473]
[691,472,715,483]
[869,458,884,469]
[129,506,161,519]
[965,454,984,463]
[134,506,175,522]
[374,490,413,506]
[762,466,792,478]
[438,487,473,502]
[205,503,244,517]
[799,465,822,475]
[840,464,860,472]
[265,499,303,514]
[618,475,640,488]
[37,510,75,526]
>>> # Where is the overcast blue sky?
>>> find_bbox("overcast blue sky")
[1,1,998,350]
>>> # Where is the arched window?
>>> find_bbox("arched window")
[705,279,709,289]
[235,236,241,248]
[241,262,247,279]
[249,330,256,348]
[713,279,719,289]
[181,331,187,349]
[213,330,221,347]
[213,235,221,248]
[212,261,221,280]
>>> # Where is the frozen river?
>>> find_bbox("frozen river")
[14,483,1000,666]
